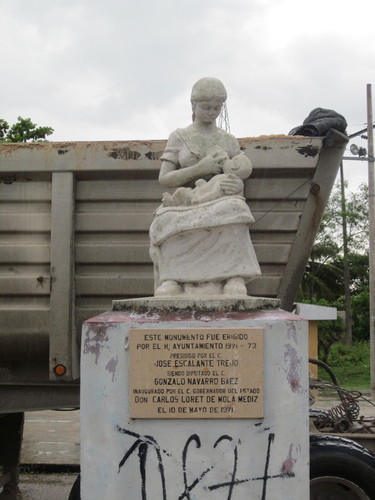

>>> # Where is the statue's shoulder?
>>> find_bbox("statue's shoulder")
[217,128,238,142]
[166,127,190,145]
[216,129,241,155]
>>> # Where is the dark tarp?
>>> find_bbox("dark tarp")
[289,107,347,137]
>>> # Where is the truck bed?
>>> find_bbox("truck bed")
[0,131,348,411]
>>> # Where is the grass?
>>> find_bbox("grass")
[318,341,370,390]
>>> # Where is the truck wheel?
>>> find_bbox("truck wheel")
[68,474,80,500]
[310,435,375,499]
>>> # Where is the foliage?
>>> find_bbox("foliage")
[328,341,370,367]
[319,341,370,389]
[318,182,369,255]
[304,298,345,362]
[352,291,370,341]
[299,181,370,345]
[0,116,54,142]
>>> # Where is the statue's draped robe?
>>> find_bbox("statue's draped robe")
[149,126,261,286]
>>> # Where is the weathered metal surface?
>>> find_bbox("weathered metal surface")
[0,132,347,410]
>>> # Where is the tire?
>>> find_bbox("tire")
[310,434,375,499]
[68,474,80,500]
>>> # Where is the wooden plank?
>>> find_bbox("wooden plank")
[0,181,51,201]
[76,244,151,263]
[75,211,300,233]
[0,310,49,334]
[76,201,160,213]
[76,212,154,232]
[76,276,154,295]
[251,232,295,244]
[76,179,164,201]
[254,244,291,264]
[75,178,310,203]
[0,213,51,232]
[0,245,50,263]
[0,141,165,173]
[0,137,322,173]
[49,172,77,380]
[75,264,152,277]
[0,276,51,295]
[251,212,300,232]
[0,295,50,307]
[245,178,310,199]
[75,243,290,265]
[75,232,150,244]
[76,275,282,298]
[0,233,50,244]
[239,136,322,169]
[1,202,51,214]
[257,264,284,275]
[247,276,281,297]
[249,199,305,212]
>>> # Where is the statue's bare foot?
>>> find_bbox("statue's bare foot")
[223,277,247,295]
[155,280,181,296]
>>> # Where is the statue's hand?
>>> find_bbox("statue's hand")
[219,174,243,195]
[198,155,223,176]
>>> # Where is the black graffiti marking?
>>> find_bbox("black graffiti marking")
[117,426,168,500]
[179,434,213,500]
[117,427,294,499]
[261,432,274,500]
[207,433,295,498]
[139,443,148,500]
[214,435,238,500]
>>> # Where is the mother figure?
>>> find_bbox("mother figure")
[149,77,261,296]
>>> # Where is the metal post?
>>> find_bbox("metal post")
[367,84,375,390]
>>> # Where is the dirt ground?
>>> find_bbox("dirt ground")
[18,473,77,500]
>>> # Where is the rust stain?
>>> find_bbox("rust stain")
[0,142,46,154]
[284,343,302,393]
[145,151,163,160]
[296,145,319,157]
[281,444,297,474]
[107,147,141,161]
[51,142,77,149]
[105,356,118,382]
[240,134,292,142]
[36,276,45,287]
[0,175,17,184]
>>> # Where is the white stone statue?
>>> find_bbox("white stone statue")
[149,77,261,297]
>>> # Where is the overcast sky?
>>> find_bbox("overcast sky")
[2,0,374,190]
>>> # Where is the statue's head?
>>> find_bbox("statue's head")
[191,77,227,103]
[223,155,252,180]
[191,77,227,122]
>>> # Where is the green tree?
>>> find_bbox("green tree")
[0,116,54,142]
[301,182,369,300]
[299,181,370,354]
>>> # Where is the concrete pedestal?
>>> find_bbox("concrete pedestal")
[81,304,309,499]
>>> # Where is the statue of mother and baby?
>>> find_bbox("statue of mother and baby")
[149,77,261,297]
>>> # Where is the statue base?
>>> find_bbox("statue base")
[80,298,309,499]
[112,295,280,312]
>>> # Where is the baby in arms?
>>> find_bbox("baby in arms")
[162,146,252,207]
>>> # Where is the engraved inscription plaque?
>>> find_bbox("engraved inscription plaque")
[129,328,264,419]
